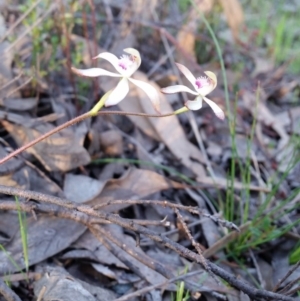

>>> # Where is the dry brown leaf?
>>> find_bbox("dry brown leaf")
[2,120,91,172]
[64,174,105,204]
[218,0,244,41]
[2,98,38,111]
[0,39,20,101]
[34,266,116,301]
[275,107,300,135]
[90,168,185,211]
[0,144,66,197]
[74,231,128,269]
[243,90,289,151]
[99,130,123,156]
[0,216,86,274]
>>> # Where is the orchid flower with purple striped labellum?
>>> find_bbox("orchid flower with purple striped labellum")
[161,63,225,120]
[72,48,160,113]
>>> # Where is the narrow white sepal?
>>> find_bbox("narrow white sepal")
[161,85,198,96]
[71,67,121,78]
[105,78,130,106]
[129,78,160,112]
[203,96,225,120]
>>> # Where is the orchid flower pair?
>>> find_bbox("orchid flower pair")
[72,48,224,120]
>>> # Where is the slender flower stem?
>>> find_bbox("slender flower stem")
[89,90,111,116]
[0,110,176,165]
[174,106,189,115]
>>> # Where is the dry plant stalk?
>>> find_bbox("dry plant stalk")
[0,185,295,301]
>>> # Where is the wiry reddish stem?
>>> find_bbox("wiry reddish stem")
[0,111,175,165]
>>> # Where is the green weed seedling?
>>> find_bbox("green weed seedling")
[175,281,190,301]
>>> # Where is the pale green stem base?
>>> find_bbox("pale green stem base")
[89,90,112,116]
[173,106,189,115]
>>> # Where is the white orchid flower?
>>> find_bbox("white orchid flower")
[72,48,160,113]
[161,63,225,120]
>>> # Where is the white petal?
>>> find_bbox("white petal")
[204,71,217,89]
[175,63,197,89]
[185,96,203,111]
[93,52,125,75]
[161,85,198,95]
[123,48,141,71]
[197,85,215,96]
[203,96,225,120]
[197,71,217,96]
[105,78,129,107]
[71,67,121,78]
[129,78,160,112]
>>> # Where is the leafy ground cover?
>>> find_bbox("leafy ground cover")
[0,0,299,300]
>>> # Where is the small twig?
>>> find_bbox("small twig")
[114,270,227,301]
[94,199,201,214]
[94,199,239,231]
[0,278,22,301]
[90,224,211,295]
[5,76,33,99]
[126,216,170,227]
[278,274,300,295]
[36,285,46,301]
[174,208,208,270]
[273,261,300,292]
[0,0,43,44]
[89,226,147,281]
[174,208,222,288]
[3,4,57,54]
[0,73,23,92]
[284,285,300,296]
[249,250,265,289]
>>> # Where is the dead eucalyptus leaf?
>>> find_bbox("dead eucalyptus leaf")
[1,120,91,172]
[34,266,116,301]
[90,167,185,211]
[99,130,123,156]
[0,216,86,274]
[64,174,105,204]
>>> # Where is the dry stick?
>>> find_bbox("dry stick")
[91,220,222,296]
[0,278,22,301]
[173,207,223,287]
[94,199,240,231]
[273,261,300,292]
[0,199,204,296]
[1,199,294,301]
[89,226,148,281]
[114,270,227,301]
[0,110,175,165]
[284,284,300,296]
[94,224,176,279]
[278,274,300,295]
[93,226,228,300]
[0,192,294,301]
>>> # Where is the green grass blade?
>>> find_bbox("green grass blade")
[15,196,29,272]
